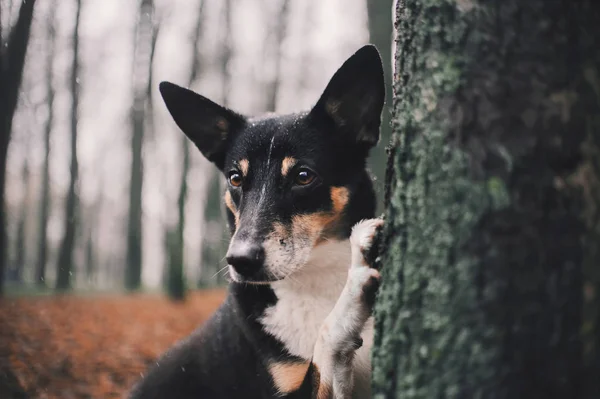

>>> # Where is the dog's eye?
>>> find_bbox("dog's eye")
[294,168,316,186]
[229,172,243,187]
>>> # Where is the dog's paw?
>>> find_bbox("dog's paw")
[350,218,384,267]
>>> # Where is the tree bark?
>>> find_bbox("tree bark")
[36,2,56,286]
[125,0,157,291]
[0,0,37,295]
[55,0,82,291]
[372,1,600,398]
[367,0,393,210]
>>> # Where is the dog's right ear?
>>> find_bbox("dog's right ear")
[159,81,246,170]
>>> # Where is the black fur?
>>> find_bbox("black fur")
[129,45,385,399]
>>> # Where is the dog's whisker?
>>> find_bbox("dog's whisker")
[211,264,229,279]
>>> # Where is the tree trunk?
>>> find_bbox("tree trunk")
[125,0,157,291]
[0,0,37,296]
[367,0,393,211]
[36,2,56,286]
[264,0,290,113]
[199,0,232,287]
[168,138,189,301]
[372,1,600,398]
[167,1,206,299]
[55,0,82,291]
[84,228,95,285]
[11,161,29,282]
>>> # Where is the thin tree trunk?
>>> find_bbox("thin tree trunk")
[55,0,82,291]
[11,160,29,282]
[84,228,94,284]
[167,1,206,299]
[294,1,314,98]
[36,2,56,285]
[0,0,36,296]
[125,0,157,291]
[372,1,599,398]
[168,138,189,300]
[220,0,232,109]
[199,0,232,286]
[264,0,290,113]
[366,0,393,211]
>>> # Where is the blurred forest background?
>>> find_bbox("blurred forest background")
[0,1,392,397]
[0,0,393,298]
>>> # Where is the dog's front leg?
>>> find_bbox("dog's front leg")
[310,219,383,399]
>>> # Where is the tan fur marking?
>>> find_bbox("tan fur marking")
[317,383,333,399]
[268,361,310,394]
[291,187,349,245]
[293,214,333,242]
[223,191,239,227]
[281,157,297,177]
[330,187,349,214]
[311,363,332,399]
[238,159,249,176]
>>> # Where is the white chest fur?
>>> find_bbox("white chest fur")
[260,240,373,397]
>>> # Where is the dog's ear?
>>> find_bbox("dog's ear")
[159,81,246,169]
[311,45,385,148]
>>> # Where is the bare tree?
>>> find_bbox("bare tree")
[36,1,56,286]
[125,0,159,291]
[199,0,233,287]
[10,159,29,282]
[55,0,82,291]
[264,0,290,113]
[166,1,207,300]
[0,0,37,295]
[367,0,393,209]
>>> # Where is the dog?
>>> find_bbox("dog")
[128,44,385,399]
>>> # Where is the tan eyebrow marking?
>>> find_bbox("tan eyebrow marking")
[238,159,249,176]
[281,157,297,177]
[224,191,239,228]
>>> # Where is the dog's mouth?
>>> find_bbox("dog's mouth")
[227,266,284,285]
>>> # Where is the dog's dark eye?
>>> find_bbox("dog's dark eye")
[295,168,316,186]
[229,172,243,187]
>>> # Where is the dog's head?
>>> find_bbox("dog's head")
[159,45,385,283]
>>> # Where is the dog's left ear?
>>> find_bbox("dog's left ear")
[311,45,385,148]
[159,81,246,170]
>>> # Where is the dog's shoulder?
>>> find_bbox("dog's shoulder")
[128,296,277,399]
[128,287,310,399]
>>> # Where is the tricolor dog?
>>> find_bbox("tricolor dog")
[129,45,385,399]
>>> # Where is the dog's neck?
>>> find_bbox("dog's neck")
[259,239,352,359]
[270,239,351,295]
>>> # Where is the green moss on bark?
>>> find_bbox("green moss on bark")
[372,0,600,398]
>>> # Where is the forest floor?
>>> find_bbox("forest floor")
[0,289,226,399]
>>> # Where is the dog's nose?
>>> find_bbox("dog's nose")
[226,241,265,278]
